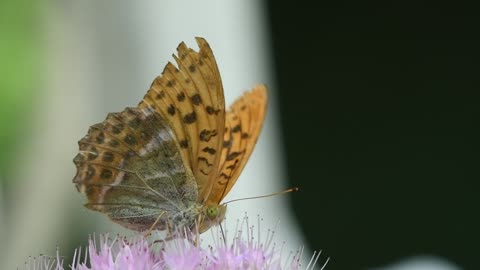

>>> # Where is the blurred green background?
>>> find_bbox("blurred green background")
[0,0,40,187]
[1,1,478,270]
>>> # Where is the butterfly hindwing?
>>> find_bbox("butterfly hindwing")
[73,107,198,231]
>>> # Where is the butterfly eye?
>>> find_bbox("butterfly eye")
[206,206,219,220]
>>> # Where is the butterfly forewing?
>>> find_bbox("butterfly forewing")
[207,85,268,204]
[138,37,226,203]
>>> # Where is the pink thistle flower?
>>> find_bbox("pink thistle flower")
[161,234,205,269]
[208,218,279,269]
[25,217,328,270]
[74,236,162,270]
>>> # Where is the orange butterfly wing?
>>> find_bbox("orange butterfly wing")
[74,37,268,233]
[138,37,226,203]
[206,85,268,204]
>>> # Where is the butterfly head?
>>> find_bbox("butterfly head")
[198,203,227,233]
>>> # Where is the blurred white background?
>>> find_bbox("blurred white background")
[2,0,307,269]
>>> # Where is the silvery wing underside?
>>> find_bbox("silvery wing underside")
[73,106,201,232]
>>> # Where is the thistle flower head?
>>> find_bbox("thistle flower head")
[25,216,327,270]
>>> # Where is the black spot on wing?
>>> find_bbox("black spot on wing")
[206,106,220,115]
[167,104,176,116]
[191,94,202,105]
[109,140,120,147]
[177,92,186,102]
[232,125,241,133]
[198,157,213,167]
[100,169,113,179]
[202,147,217,155]
[112,124,124,134]
[96,132,105,144]
[223,140,232,148]
[219,173,230,180]
[128,118,141,129]
[179,139,189,149]
[183,112,197,124]
[156,91,165,99]
[124,134,137,145]
[226,151,242,161]
[199,129,217,142]
[226,160,238,170]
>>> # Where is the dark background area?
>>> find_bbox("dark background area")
[267,1,480,269]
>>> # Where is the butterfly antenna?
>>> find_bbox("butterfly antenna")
[223,187,299,205]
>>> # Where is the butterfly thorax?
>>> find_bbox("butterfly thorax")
[168,202,202,229]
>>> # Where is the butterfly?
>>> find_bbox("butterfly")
[72,37,267,234]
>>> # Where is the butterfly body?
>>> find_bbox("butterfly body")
[73,38,267,234]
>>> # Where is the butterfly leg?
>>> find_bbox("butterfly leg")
[219,222,227,246]
[144,211,166,237]
[192,215,203,246]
